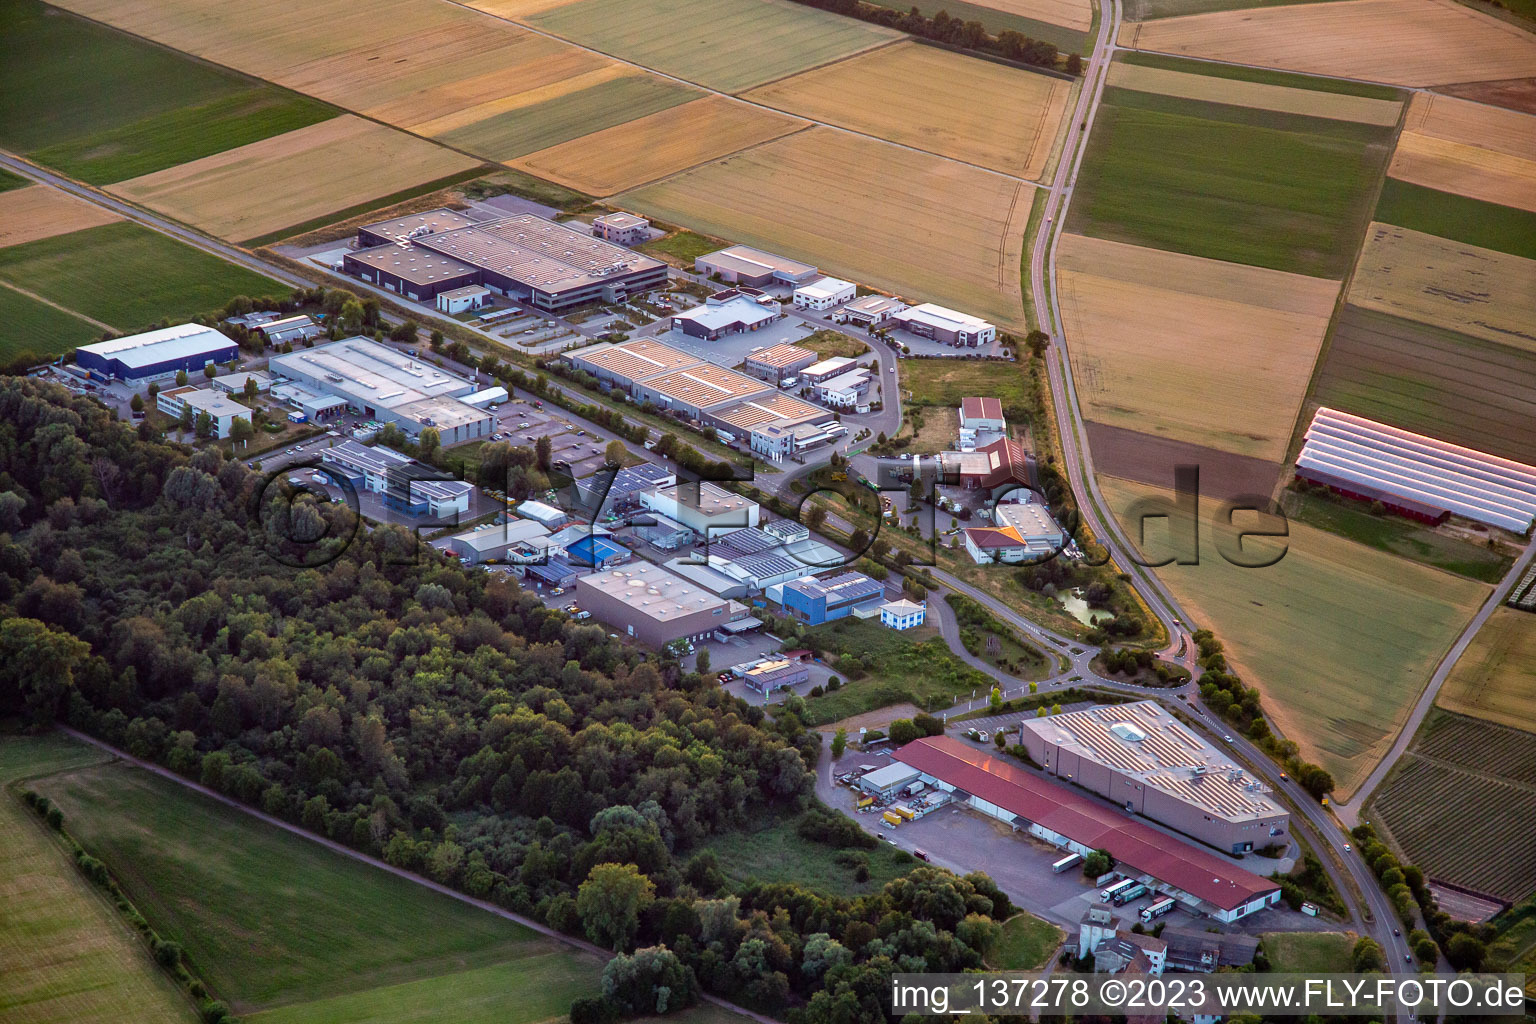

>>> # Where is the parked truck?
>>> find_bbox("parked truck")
[881,811,903,827]
[1112,883,1149,906]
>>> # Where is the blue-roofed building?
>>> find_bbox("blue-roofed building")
[777,572,885,625]
[76,324,238,382]
[566,534,630,569]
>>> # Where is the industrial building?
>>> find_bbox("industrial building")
[633,362,775,420]
[441,519,554,564]
[436,285,491,315]
[566,533,630,569]
[880,599,926,631]
[1296,407,1536,532]
[922,438,1032,491]
[714,392,829,438]
[634,512,694,551]
[669,289,784,340]
[517,500,568,530]
[155,386,250,439]
[800,356,855,385]
[742,658,809,695]
[568,338,702,389]
[959,396,1006,435]
[816,368,872,409]
[463,386,508,408]
[891,736,1283,921]
[696,245,818,287]
[963,499,1065,564]
[321,440,473,517]
[793,276,856,311]
[776,572,885,625]
[638,481,759,536]
[857,762,923,799]
[575,462,677,510]
[212,370,273,395]
[76,324,238,382]
[751,418,843,461]
[254,314,324,347]
[1018,701,1289,854]
[591,212,651,246]
[269,337,492,445]
[573,562,751,648]
[834,294,905,328]
[347,210,666,310]
[743,344,816,383]
[891,303,997,346]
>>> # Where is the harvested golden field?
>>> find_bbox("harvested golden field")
[743,41,1071,179]
[46,0,628,140]
[1438,607,1536,734]
[1101,476,1488,799]
[0,184,120,249]
[1390,93,1536,213]
[109,116,482,242]
[464,0,579,15]
[513,97,807,196]
[623,128,1032,329]
[1348,223,1536,352]
[974,0,1093,30]
[1056,233,1338,460]
[1106,61,1402,126]
[1120,0,1536,87]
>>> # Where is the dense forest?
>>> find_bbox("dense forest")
[0,377,1017,1023]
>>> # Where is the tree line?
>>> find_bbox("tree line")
[0,377,1018,1023]
[788,0,1077,71]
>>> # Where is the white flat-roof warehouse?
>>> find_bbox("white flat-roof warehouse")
[574,561,750,648]
[271,337,492,445]
[1297,407,1536,532]
[76,324,239,382]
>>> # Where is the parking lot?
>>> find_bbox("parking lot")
[652,316,855,371]
[490,398,611,481]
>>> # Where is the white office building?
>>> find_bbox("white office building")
[793,276,856,311]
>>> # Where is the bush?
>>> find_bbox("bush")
[570,996,620,1024]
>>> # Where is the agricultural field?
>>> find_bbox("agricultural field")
[1346,224,1536,352]
[0,167,28,192]
[623,127,1033,330]
[1067,84,1394,277]
[1126,0,1335,20]
[1120,0,1536,87]
[436,72,701,163]
[1,743,196,1024]
[1306,305,1536,464]
[862,0,1089,51]
[899,358,1034,418]
[0,283,105,362]
[0,0,333,184]
[1281,489,1515,584]
[525,0,901,93]
[1101,476,1488,798]
[0,221,289,333]
[1261,931,1357,973]
[1105,61,1402,126]
[1435,77,1536,117]
[744,41,1071,179]
[1374,179,1536,260]
[0,185,121,249]
[31,760,605,1018]
[1438,608,1536,734]
[1056,233,1339,461]
[1370,710,1536,902]
[1389,93,1536,213]
[1084,421,1282,502]
[513,97,806,196]
[108,116,484,243]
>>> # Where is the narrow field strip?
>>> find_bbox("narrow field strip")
[1106,61,1403,125]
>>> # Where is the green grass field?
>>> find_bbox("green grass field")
[31,761,602,1016]
[0,222,288,332]
[900,358,1033,417]
[862,0,1090,53]
[1102,476,1488,798]
[1373,178,1536,261]
[528,0,900,92]
[1068,87,1395,278]
[1,734,193,1024]
[986,913,1064,969]
[1126,0,1340,21]
[0,0,334,182]
[801,617,997,725]
[699,807,915,895]
[0,166,29,192]
[1261,931,1357,973]
[1116,51,1404,99]
[1282,489,1514,584]
[441,75,698,162]
[640,228,724,266]
[0,282,105,362]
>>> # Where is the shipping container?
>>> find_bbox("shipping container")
[882,811,902,827]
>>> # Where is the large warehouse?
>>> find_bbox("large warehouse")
[76,324,238,382]
[891,303,997,346]
[892,736,1283,922]
[639,481,760,537]
[574,562,752,648]
[270,338,492,445]
[1018,702,1289,854]
[695,245,818,287]
[346,210,666,310]
[669,289,784,340]
[321,440,474,518]
[1296,407,1536,533]
[568,338,702,389]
